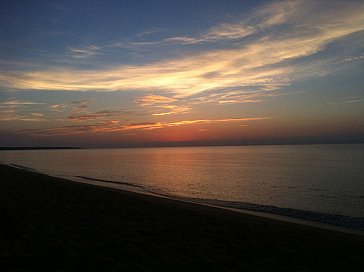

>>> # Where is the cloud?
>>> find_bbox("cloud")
[20,124,100,136]
[135,27,165,37]
[252,0,302,28]
[134,94,190,116]
[49,103,67,112]
[134,95,191,116]
[204,23,255,41]
[69,45,100,59]
[0,109,46,122]
[0,100,45,106]
[164,37,201,45]
[69,100,90,115]
[109,1,299,48]
[68,110,131,122]
[151,105,191,116]
[165,117,270,127]
[0,48,292,95]
[195,89,299,105]
[164,25,254,45]
[0,100,46,122]
[57,100,137,123]
[327,98,364,105]
[162,0,300,45]
[89,116,271,133]
[1,0,363,102]
[165,22,255,45]
[342,55,364,62]
[21,116,270,136]
[135,95,177,106]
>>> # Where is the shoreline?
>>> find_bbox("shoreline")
[74,175,364,236]
[9,163,364,236]
[1,163,364,270]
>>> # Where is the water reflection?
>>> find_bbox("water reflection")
[1,145,364,217]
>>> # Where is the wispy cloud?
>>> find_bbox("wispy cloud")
[135,27,165,37]
[151,105,191,116]
[91,116,271,133]
[164,117,270,127]
[0,109,46,122]
[187,89,296,105]
[134,1,299,46]
[69,45,101,59]
[21,116,270,136]
[165,23,255,45]
[342,54,364,62]
[68,110,131,122]
[327,98,364,105]
[0,100,45,106]
[69,100,90,115]
[49,103,67,112]
[134,94,189,116]
[0,100,46,122]
[20,124,101,136]
[1,0,363,103]
[135,95,177,106]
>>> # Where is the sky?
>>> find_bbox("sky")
[0,0,363,147]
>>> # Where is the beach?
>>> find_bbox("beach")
[1,164,363,271]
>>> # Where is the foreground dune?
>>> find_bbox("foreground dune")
[0,164,363,271]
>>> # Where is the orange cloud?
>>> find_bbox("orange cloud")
[151,105,191,116]
[102,117,271,133]
[21,117,270,136]
[135,94,177,106]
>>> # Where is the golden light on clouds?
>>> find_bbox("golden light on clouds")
[21,116,270,136]
[1,0,363,99]
[1,0,364,146]
[135,95,177,106]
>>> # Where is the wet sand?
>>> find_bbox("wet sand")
[0,164,363,271]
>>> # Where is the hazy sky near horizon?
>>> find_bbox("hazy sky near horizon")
[0,0,363,147]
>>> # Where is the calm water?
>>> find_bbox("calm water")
[1,144,364,224]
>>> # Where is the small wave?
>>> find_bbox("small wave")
[75,176,144,189]
[318,194,337,199]
[311,188,323,192]
[174,197,364,231]
[10,164,36,171]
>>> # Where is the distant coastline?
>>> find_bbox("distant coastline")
[0,147,83,150]
[1,137,363,150]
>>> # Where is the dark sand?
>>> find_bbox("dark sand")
[1,164,363,271]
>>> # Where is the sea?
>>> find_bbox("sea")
[1,144,364,231]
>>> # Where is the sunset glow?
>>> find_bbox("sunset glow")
[1,0,363,147]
